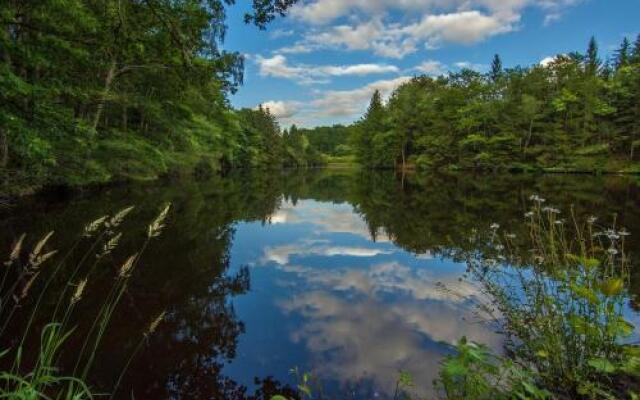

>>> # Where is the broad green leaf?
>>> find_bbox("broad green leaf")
[588,358,616,373]
[600,278,624,297]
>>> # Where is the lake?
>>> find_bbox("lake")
[1,170,639,399]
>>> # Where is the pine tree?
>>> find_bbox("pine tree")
[631,34,640,64]
[585,36,601,75]
[364,90,385,121]
[353,90,386,168]
[490,54,503,82]
[614,37,631,70]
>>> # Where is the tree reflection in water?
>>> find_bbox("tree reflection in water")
[0,169,638,398]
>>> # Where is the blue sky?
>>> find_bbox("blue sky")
[223,0,639,128]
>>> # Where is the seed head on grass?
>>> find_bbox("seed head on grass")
[71,279,88,305]
[84,216,108,237]
[19,272,40,301]
[5,233,26,267]
[98,233,122,258]
[118,254,138,279]
[106,206,135,229]
[148,204,171,239]
[145,311,166,338]
[28,231,55,268]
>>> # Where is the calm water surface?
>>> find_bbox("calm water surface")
[1,170,639,399]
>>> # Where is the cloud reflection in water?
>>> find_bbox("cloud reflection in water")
[233,200,501,397]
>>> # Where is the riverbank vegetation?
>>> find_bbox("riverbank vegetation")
[0,204,171,399]
[302,36,640,174]
[1,0,328,197]
[434,201,639,399]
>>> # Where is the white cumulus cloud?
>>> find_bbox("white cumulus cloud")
[279,0,582,58]
[414,60,447,76]
[257,100,301,119]
[312,76,412,118]
[255,54,400,84]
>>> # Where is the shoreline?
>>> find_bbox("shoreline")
[2,162,639,208]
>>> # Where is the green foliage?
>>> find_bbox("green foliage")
[0,0,301,196]
[459,200,640,399]
[436,338,550,400]
[301,125,352,156]
[344,36,640,173]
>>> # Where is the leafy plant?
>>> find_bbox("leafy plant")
[460,197,639,399]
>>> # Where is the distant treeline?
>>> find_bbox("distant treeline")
[0,0,314,196]
[303,36,640,173]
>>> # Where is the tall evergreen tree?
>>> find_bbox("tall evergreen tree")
[585,36,601,74]
[490,54,503,82]
[632,34,640,64]
[614,37,632,70]
[353,90,386,168]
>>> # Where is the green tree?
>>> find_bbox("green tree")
[490,54,503,82]
[352,90,387,168]
[614,37,632,70]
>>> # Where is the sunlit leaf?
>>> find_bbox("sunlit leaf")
[588,358,616,373]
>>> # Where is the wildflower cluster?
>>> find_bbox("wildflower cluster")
[464,196,638,399]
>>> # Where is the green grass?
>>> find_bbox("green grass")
[0,204,171,399]
[322,154,360,168]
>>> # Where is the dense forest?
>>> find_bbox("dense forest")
[341,36,640,173]
[2,3,639,199]
[0,0,327,197]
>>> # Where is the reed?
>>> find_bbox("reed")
[0,203,171,399]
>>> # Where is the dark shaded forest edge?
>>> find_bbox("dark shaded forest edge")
[2,1,640,200]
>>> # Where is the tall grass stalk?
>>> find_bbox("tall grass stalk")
[0,203,171,399]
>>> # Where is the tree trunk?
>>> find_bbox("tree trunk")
[92,60,117,132]
[0,127,8,168]
[122,106,128,131]
[401,142,406,171]
[524,119,534,153]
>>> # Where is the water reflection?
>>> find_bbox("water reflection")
[1,170,639,398]
[230,199,501,398]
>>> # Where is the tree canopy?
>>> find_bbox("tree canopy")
[0,0,305,195]
[346,36,640,173]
